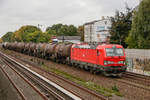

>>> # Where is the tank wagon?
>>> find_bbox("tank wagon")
[2,42,127,76]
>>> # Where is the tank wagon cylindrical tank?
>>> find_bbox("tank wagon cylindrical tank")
[16,42,25,53]
[61,44,72,57]
[44,44,57,59]
[3,42,9,49]
[15,43,20,52]
[28,43,36,56]
[6,43,12,50]
[24,43,31,54]
[11,42,18,51]
[39,43,47,58]
[35,43,43,57]
[54,44,73,62]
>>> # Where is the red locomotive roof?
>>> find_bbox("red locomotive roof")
[97,44,123,49]
[72,43,123,49]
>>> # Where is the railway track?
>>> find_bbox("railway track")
[124,72,150,86]
[2,49,150,100]
[0,52,83,100]
[0,51,108,100]
[0,59,48,100]
[115,71,150,92]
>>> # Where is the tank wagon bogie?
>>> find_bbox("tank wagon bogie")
[2,42,127,77]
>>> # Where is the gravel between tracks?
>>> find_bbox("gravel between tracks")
[0,63,21,100]
[3,49,150,100]
[30,66,101,100]
[0,58,45,100]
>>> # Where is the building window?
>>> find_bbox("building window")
[105,21,107,25]
[107,26,111,30]
[97,26,105,31]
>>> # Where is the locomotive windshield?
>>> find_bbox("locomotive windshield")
[106,48,124,56]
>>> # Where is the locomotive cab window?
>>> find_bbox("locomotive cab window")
[106,48,124,56]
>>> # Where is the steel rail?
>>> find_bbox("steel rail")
[3,58,67,100]
[0,65,27,100]
[124,72,150,86]
[0,52,83,100]
[0,58,49,100]
[35,66,108,100]
[3,52,108,100]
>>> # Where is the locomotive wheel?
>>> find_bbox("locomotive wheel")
[115,73,122,78]
[53,59,56,62]
[90,69,94,73]
[93,70,98,75]
[80,65,84,69]
[84,65,89,71]
[102,72,110,77]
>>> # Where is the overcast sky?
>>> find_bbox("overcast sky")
[0,0,140,37]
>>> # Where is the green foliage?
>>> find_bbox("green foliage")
[26,31,50,43]
[11,25,41,42]
[46,24,62,33]
[112,85,119,92]
[1,32,13,42]
[2,25,51,43]
[2,24,79,43]
[110,6,132,48]
[46,24,78,36]
[126,0,150,49]
[0,38,2,43]
[77,25,84,41]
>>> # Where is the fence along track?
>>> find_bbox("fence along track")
[0,51,83,100]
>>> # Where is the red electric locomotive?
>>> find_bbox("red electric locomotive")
[71,43,126,76]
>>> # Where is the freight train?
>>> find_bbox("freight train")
[2,42,127,76]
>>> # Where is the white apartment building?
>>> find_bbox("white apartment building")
[84,17,112,42]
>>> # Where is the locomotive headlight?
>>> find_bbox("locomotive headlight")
[118,61,124,64]
[107,61,114,64]
[104,61,108,65]
[104,61,114,65]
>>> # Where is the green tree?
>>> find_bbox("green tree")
[46,24,78,36]
[46,24,62,36]
[37,32,50,43]
[46,29,57,36]
[1,32,13,42]
[67,25,78,36]
[46,24,62,33]
[0,38,3,43]
[11,25,41,42]
[126,0,150,49]
[110,6,132,48]
[26,31,50,43]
